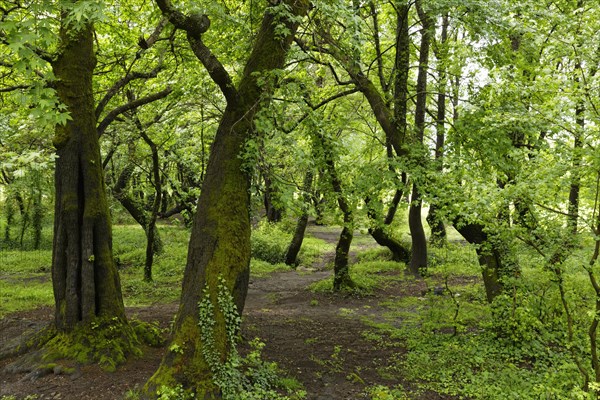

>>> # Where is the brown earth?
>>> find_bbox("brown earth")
[0,225,456,400]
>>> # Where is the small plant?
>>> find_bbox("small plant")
[366,385,409,400]
[156,384,194,400]
[191,277,305,399]
[310,345,345,373]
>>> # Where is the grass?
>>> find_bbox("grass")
[0,220,330,315]
[310,260,405,294]
[356,239,598,399]
[0,247,53,316]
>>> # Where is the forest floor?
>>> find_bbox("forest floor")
[0,224,459,400]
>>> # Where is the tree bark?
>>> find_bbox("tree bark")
[316,133,354,291]
[51,14,127,330]
[569,61,584,235]
[146,0,308,395]
[263,173,283,223]
[135,113,163,282]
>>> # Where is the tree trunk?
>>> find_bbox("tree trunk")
[454,222,516,302]
[263,173,283,223]
[146,0,308,395]
[408,183,427,275]
[285,171,313,266]
[569,61,584,235]
[362,3,411,263]
[51,16,128,331]
[334,225,354,291]
[112,162,163,258]
[366,192,410,262]
[317,133,354,291]
[426,13,449,246]
[137,117,162,282]
[408,1,432,275]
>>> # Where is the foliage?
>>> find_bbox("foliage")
[250,222,327,268]
[362,241,599,399]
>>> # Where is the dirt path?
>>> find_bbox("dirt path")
[0,224,447,400]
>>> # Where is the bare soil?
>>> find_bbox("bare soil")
[0,225,454,400]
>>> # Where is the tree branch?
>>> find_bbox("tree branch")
[187,34,237,104]
[97,87,172,137]
[0,84,30,93]
[154,0,237,103]
[95,68,163,119]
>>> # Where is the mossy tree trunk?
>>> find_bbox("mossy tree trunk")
[50,11,129,332]
[146,0,308,396]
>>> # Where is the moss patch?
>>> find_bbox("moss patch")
[42,317,142,372]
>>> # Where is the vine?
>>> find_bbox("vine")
[196,277,303,400]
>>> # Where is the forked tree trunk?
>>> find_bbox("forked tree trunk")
[366,192,410,262]
[51,17,127,330]
[146,0,308,396]
[112,162,163,260]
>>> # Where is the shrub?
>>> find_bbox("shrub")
[251,223,291,264]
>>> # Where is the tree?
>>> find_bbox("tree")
[50,11,124,328]
[407,0,433,275]
[145,0,309,395]
[285,170,313,266]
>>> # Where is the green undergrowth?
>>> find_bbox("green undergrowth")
[358,241,598,399]
[251,259,290,278]
[0,247,54,316]
[1,221,329,315]
[251,221,329,268]
[310,261,404,294]
[0,279,53,316]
